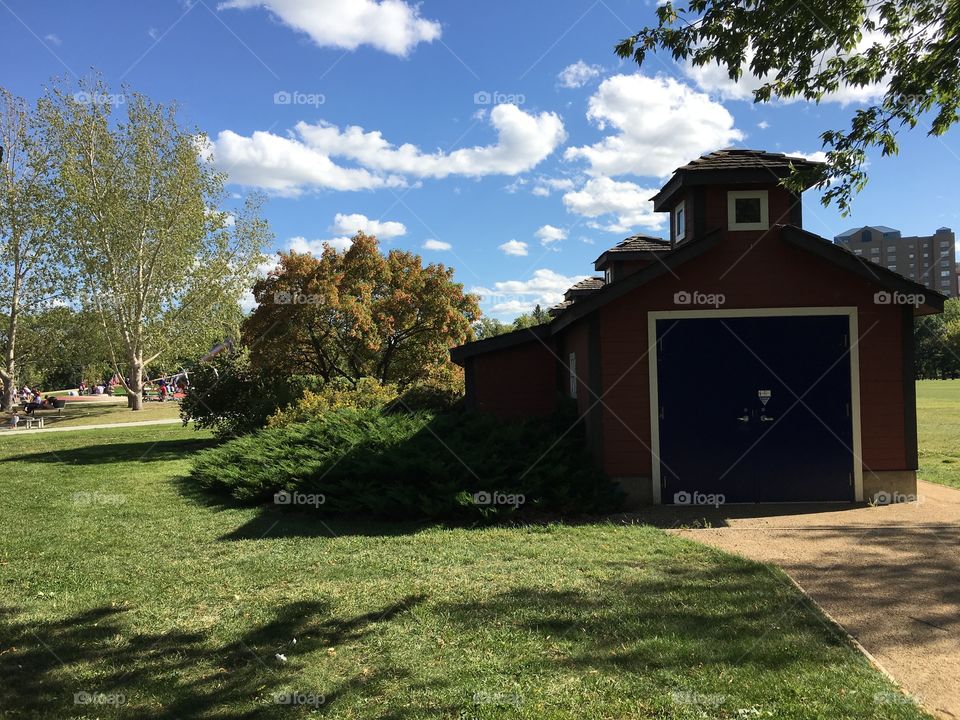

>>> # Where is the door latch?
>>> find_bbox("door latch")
[737,414,750,423]
[760,414,775,423]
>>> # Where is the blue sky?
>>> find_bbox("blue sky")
[3,0,959,317]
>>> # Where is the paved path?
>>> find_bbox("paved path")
[0,418,182,436]
[671,481,960,719]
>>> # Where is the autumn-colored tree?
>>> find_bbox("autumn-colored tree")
[243,232,480,387]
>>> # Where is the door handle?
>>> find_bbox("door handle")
[760,414,775,422]
[737,415,750,423]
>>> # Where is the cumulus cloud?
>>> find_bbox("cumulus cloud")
[290,235,353,253]
[330,212,406,239]
[209,104,565,194]
[786,150,828,163]
[218,0,441,56]
[565,74,743,178]
[205,130,402,195]
[499,240,528,256]
[557,60,602,88]
[296,104,566,178]
[472,269,589,316]
[535,225,567,246]
[563,176,664,233]
[422,239,451,251]
[683,40,889,106]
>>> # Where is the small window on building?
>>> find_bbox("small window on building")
[727,190,769,231]
[604,268,611,284]
[674,203,686,241]
[568,353,577,399]
[942,270,952,277]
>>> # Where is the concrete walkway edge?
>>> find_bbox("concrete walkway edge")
[0,418,183,436]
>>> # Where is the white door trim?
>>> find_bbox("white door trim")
[647,307,863,504]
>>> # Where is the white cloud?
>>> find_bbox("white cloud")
[472,269,589,316]
[787,150,828,163]
[757,120,770,130]
[683,39,889,106]
[210,104,565,194]
[44,33,61,46]
[296,104,566,179]
[535,225,567,245]
[499,240,528,256]
[422,239,451,251]
[218,0,441,56]
[565,74,744,178]
[557,60,601,89]
[563,176,664,233]
[206,129,402,195]
[290,235,353,253]
[330,212,406,239]
[506,175,577,197]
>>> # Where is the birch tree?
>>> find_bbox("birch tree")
[40,79,271,409]
[0,89,64,410]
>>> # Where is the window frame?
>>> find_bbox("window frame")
[673,202,686,242]
[568,352,577,399]
[727,190,770,231]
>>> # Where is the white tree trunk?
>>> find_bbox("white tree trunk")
[127,354,144,411]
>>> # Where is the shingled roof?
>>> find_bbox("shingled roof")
[674,148,825,174]
[606,235,672,253]
[651,148,826,211]
[594,235,671,271]
[550,276,606,317]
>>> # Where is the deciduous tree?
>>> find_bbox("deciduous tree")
[617,1,960,213]
[243,232,480,387]
[39,78,271,409]
[0,88,66,410]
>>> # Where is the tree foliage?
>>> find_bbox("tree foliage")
[243,232,480,387]
[915,298,960,379]
[616,1,960,213]
[0,88,66,408]
[473,304,549,339]
[38,76,271,409]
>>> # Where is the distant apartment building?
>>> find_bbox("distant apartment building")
[834,225,958,297]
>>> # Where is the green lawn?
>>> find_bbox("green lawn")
[0,425,928,719]
[917,379,960,489]
[1,399,182,429]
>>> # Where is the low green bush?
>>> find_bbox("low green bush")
[187,406,620,520]
[267,377,399,427]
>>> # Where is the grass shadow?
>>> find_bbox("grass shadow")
[3,436,220,465]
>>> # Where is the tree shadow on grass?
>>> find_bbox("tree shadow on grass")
[0,556,921,719]
[0,595,425,719]
[3,436,220,465]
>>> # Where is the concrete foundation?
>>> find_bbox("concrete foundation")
[862,469,919,504]
[614,476,654,509]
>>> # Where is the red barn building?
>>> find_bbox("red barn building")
[451,150,946,507]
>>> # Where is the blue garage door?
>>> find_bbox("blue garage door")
[656,314,855,504]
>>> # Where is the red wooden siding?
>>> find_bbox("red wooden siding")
[470,341,556,417]
[597,226,909,478]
